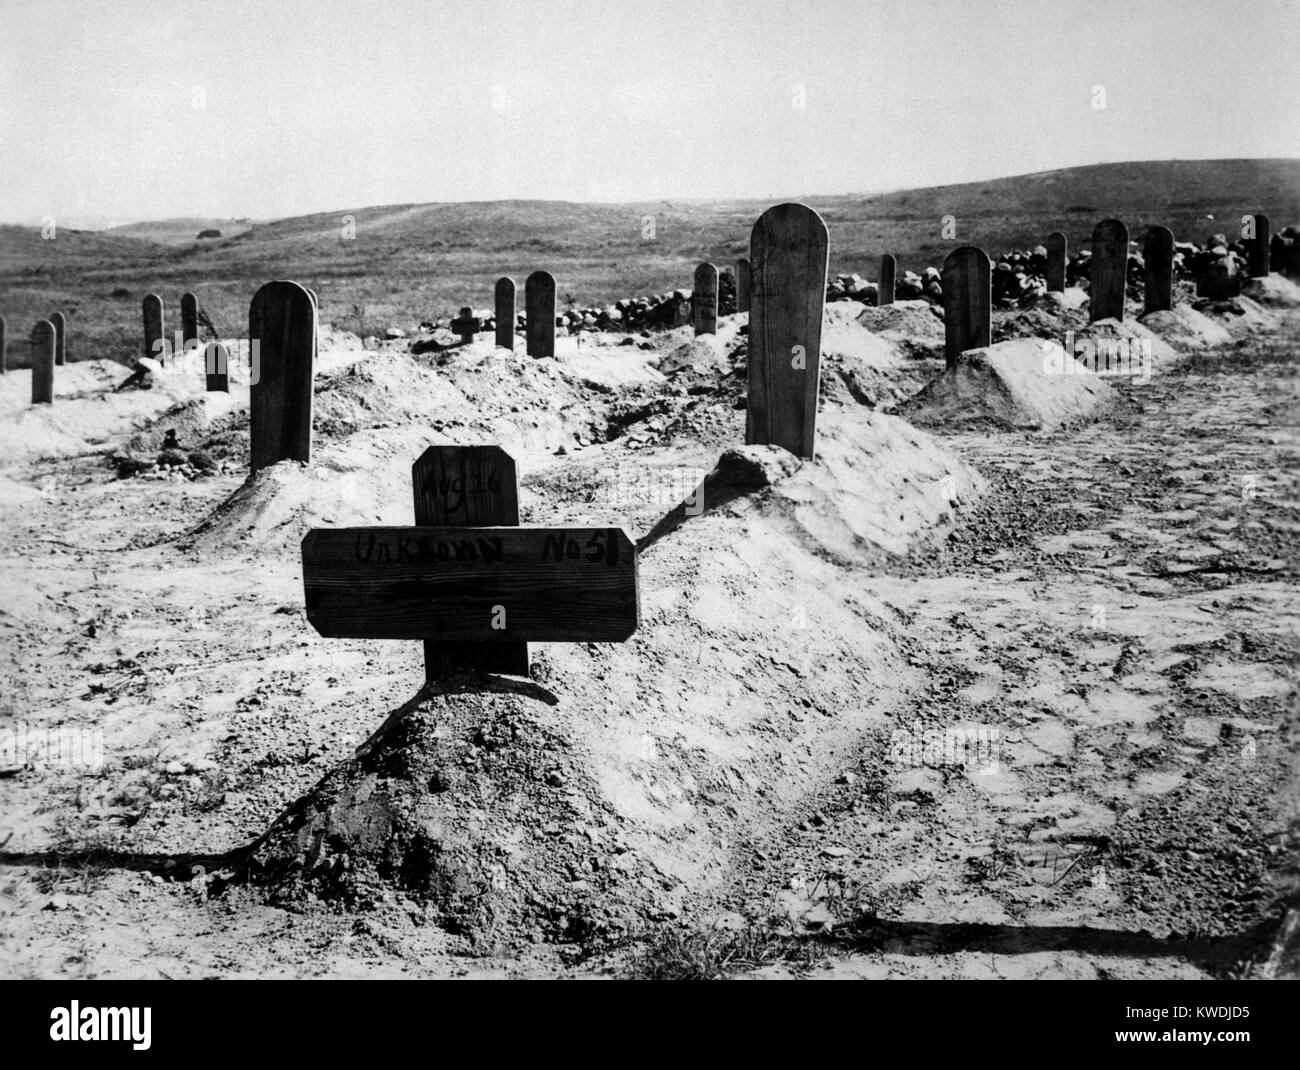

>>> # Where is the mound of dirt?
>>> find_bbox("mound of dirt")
[231,406,985,948]
[1193,294,1275,335]
[182,447,419,557]
[1241,274,1300,308]
[900,338,1115,432]
[657,333,730,376]
[1138,306,1232,350]
[819,310,920,408]
[240,673,663,947]
[1071,317,1178,373]
[0,360,201,464]
[1042,288,1089,311]
[855,302,945,358]
[124,392,241,454]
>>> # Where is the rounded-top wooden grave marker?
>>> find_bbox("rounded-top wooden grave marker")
[1046,231,1067,293]
[941,246,991,368]
[1247,213,1271,278]
[142,293,164,363]
[525,270,556,358]
[1143,226,1175,315]
[878,253,897,306]
[181,292,199,349]
[249,280,317,472]
[495,277,516,352]
[30,319,55,404]
[745,202,830,460]
[693,261,718,336]
[50,311,67,366]
[1090,219,1129,323]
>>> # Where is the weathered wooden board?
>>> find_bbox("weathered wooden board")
[745,202,829,459]
[1090,219,1128,322]
[181,292,199,348]
[50,311,66,366]
[735,257,751,313]
[878,254,896,305]
[30,320,54,403]
[1046,231,1067,293]
[411,445,529,678]
[525,270,556,358]
[693,261,718,335]
[1248,213,1271,278]
[1143,226,1175,314]
[249,280,316,472]
[142,294,164,363]
[301,526,639,642]
[494,277,516,351]
[941,246,991,368]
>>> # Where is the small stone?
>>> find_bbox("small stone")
[164,760,186,775]
[822,845,849,858]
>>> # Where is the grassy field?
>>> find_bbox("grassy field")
[2,157,1298,368]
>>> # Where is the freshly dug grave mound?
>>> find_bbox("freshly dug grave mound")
[855,301,945,358]
[240,673,663,947]
[1241,274,1300,308]
[1138,305,1232,350]
[1041,287,1089,311]
[124,392,241,454]
[181,439,423,557]
[1193,294,1274,335]
[1070,317,1178,374]
[819,308,923,409]
[0,359,201,464]
[233,411,985,948]
[900,338,1114,432]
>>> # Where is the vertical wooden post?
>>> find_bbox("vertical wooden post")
[745,202,829,460]
[1247,213,1271,278]
[941,246,991,369]
[142,293,164,363]
[249,280,316,472]
[693,261,718,335]
[411,445,529,680]
[735,257,751,313]
[30,320,55,404]
[525,270,556,357]
[50,311,67,366]
[1046,231,1067,293]
[1090,219,1129,322]
[181,292,199,352]
[1143,226,1175,315]
[878,254,896,306]
[494,277,516,351]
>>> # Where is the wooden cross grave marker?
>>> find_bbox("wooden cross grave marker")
[300,445,639,682]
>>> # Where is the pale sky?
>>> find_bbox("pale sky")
[2,0,1298,225]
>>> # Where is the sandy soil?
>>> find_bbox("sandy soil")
[0,300,1295,979]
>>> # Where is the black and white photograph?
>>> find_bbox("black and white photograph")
[0,0,1297,1034]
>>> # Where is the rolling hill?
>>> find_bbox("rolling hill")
[1,158,1296,367]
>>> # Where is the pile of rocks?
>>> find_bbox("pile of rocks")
[411,225,1298,339]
